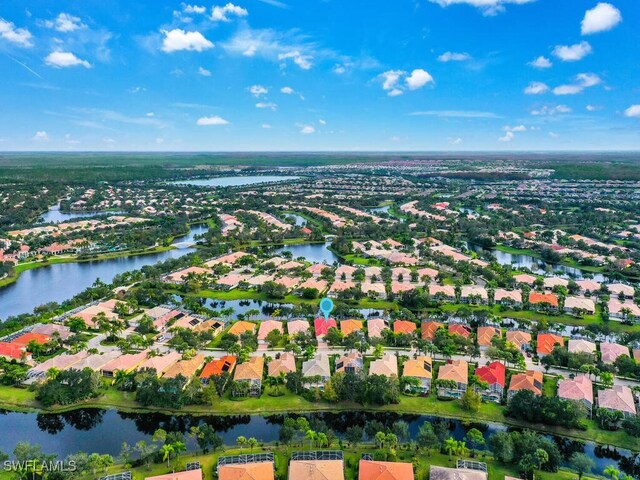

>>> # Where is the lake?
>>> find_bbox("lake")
[173,176,300,188]
[275,242,340,264]
[0,409,635,477]
[37,204,125,225]
[0,226,206,321]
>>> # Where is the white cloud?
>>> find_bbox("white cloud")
[549,131,559,138]
[211,3,248,21]
[524,81,549,94]
[300,125,315,134]
[530,104,572,115]
[406,69,434,90]
[503,125,527,132]
[529,55,552,69]
[427,0,536,16]
[278,50,312,69]
[280,86,294,94]
[0,19,33,47]
[498,131,514,142]
[581,2,622,35]
[182,4,206,14]
[450,137,463,145]
[198,66,211,76]
[146,112,155,117]
[261,123,272,129]
[319,119,326,125]
[437,51,472,62]
[333,64,346,74]
[32,131,49,141]
[249,84,268,97]
[197,116,229,125]
[161,29,214,53]
[44,13,86,32]
[552,41,592,62]
[380,69,433,96]
[256,102,277,110]
[586,104,603,111]
[155,137,164,144]
[624,105,640,118]
[553,73,602,95]
[45,51,91,68]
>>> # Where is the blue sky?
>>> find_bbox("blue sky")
[1,0,639,151]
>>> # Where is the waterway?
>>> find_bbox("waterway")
[173,176,300,188]
[275,242,340,265]
[36,204,125,224]
[0,227,206,321]
[0,410,635,477]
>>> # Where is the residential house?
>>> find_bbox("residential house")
[233,356,264,396]
[493,289,522,307]
[302,354,331,389]
[543,277,569,291]
[537,333,564,357]
[146,468,203,480]
[460,286,488,305]
[335,352,364,375]
[137,351,182,376]
[358,460,414,480]
[558,375,594,416]
[429,466,487,480]
[508,370,543,400]
[568,339,596,356]
[257,320,283,345]
[474,361,505,403]
[268,352,296,377]
[428,284,456,302]
[576,279,601,294]
[506,330,531,352]
[340,319,363,337]
[314,317,338,340]
[393,320,417,335]
[608,283,635,299]
[598,385,637,418]
[361,282,387,299]
[528,292,559,311]
[163,354,205,379]
[564,297,596,315]
[437,359,468,399]
[608,298,640,321]
[287,319,311,337]
[402,356,432,394]
[513,273,537,286]
[227,321,257,338]
[600,342,629,364]
[200,355,237,383]
[101,350,149,377]
[288,457,344,480]
[448,324,471,339]
[218,461,274,480]
[335,265,357,280]
[369,353,398,377]
[421,321,444,340]
[477,327,498,351]
[367,318,390,339]
[417,267,438,281]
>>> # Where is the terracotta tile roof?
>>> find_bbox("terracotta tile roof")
[11,332,50,347]
[340,319,363,336]
[228,321,257,337]
[146,469,203,480]
[369,353,398,377]
[393,320,417,334]
[0,342,30,361]
[505,330,531,349]
[219,463,274,480]
[268,352,296,376]
[257,320,283,341]
[509,370,543,395]
[358,460,414,480]
[438,359,468,385]
[477,326,497,347]
[200,355,237,378]
[598,385,637,415]
[448,324,471,338]
[367,318,389,338]
[314,318,337,337]
[421,321,444,340]
[163,354,205,379]
[288,459,344,480]
[529,292,559,307]
[234,356,264,382]
[558,375,593,404]
[600,342,629,364]
[567,339,596,355]
[402,356,432,380]
[536,333,563,355]
[287,319,310,336]
[475,361,505,388]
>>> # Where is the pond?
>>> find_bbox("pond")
[0,226,207,321]
[282,213,307,227]
[172,176,300,188]
[468,244,607,282]
[36,204,126,224]
[172,296,296,320]
[275,242,340,265]
[0,410,636,478]
[369,205,390,214]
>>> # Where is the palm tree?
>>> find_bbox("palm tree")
[316,432,328,448]
[247,437,258,452]
[236,436,247,450]
[161,444,174,467]
[305,430,317,449]
[45,367,60,381]
[444,437,458,460]
[603,465,620,480]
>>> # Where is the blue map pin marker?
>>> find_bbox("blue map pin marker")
[319,297,334,321]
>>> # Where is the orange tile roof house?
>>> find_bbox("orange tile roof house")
[474,361,505,402]
[437,359,468,399]
[298,278,329,293]
[233,356,264,396]
[146,468,203,480]
[257,320,283,343]
[137,351,182,376]
[228,321,257,337]
[536,333,564,357]
[11,332,50,347]
[200,355,237,382]
[528,292,559,309]
[421,321,444,340]
[218,461,274,480]
[268,352,296,377]
[508,370,543,399]
[367,318,389,339]
[506,330,531,351]
[477,327,498,349]
[0,342,31,362]
[600,342,629,364]
[359,459,414,480]
[369,353,398,377]
[340,319,363,336]
[402,356,432,394]
[288,457,344,480]
[448,324,471,339]
[393,320,417,335]
[598,385,637,417]
[163,354,205,379]
[558,375,594,415]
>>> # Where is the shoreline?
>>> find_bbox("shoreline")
[1,388,637,452]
